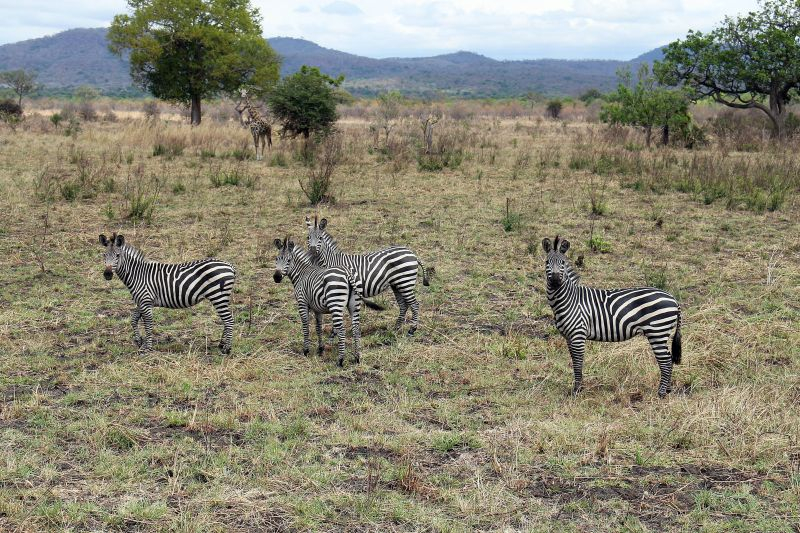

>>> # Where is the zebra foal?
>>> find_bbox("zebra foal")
[306,216,431,336]
[274,237,383,366]
[99,233,236,354]
[542,236,682,397]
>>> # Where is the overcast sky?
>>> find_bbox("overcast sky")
[0,0,760,59]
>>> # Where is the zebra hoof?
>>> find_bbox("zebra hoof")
[571,386,583,396]
[407,328,416,337]
[317,346,325,356]
[353,355,360,364]
[658,389,670,398]
[303,349,310,357]
[219,344,231,355]
[133,337,143,347]
[337,359,344,368]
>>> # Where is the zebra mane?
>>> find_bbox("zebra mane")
[291,244,314,267]
[321,230,339,251]
[564,260,580,285]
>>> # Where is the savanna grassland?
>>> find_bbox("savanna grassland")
[0,101,799,532]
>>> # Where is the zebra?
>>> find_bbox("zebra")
[99,233,236,354]
[306,216,431,336]
[236,88,272,161]
[273,237,385,366]
[542,236,682,397]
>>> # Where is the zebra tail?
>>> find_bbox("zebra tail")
[418,258,434,287]
[672,312,682,365]
[364,299,387,311]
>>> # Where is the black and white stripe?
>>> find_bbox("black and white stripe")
[273,237,369,366]
[543,236,682,397]
[306,216,430,336]
[99,233,236,354]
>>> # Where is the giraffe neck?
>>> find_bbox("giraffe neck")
[245,98,263,123]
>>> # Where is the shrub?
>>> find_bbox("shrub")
[0,99,23,131]
[77,102,98,122]
[545,100,563,119]
[587,234,612,253]
[50,113,63,129]
[142,100,160,121]
[299,133,341,205]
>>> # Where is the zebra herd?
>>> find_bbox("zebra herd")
[99,222,683,397]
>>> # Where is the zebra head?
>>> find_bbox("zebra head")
[542,236,571,290]
[99,233,125,280]
[273,237,295,283]
[305,215,329,264]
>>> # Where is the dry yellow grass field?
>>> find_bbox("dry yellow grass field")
[0,106,799,531]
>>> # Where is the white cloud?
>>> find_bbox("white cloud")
[0,0,761,60]
[320,1,363,16]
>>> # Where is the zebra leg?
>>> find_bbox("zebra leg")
[567,337,586,395]
[407,293,420,336]
[392,287,408,332]
[298,303,311,356]
[349,295,362,364]
[140,304,154,353]
[315,312,325,355]
[210,296,234,355]
[396,286,419,336]
[646,335,674,398]
[331,307,346,367]
[131,306,142,347]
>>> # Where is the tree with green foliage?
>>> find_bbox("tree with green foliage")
[601,65,691,147]
[0,70,38,109]
[655,0,800,140]
[108,0,280,125]
[579,88,603,104]
[269,66,344,139]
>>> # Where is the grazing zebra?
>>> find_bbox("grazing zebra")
[274,237,384,366]
[306,216,431,336]
[542,236,682,397]
[99,233,236,354]
[236,88,272,160]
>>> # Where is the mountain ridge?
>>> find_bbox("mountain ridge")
[0,28,665,98]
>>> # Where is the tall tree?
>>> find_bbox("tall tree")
[0,70,38,108]
[655,0,800,139]
[601,65,691,147]
[108,0,280,125]
[269,66,344,139]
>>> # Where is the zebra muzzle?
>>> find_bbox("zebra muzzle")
[103,267,113,280]
[273,271,283,283]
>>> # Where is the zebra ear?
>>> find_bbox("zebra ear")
[305,216,313,229]
[99,234,108,246]
[273,238,283,249]
[559,239,570,254]
[542,238,552,253]
[318,218,328,230]
[115,234,125,247]
[287,240,295,250]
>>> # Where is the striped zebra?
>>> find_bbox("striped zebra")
[99,233,236,354]
[273,237,384,366]
[306,216,431,336]
[542,236,682,397]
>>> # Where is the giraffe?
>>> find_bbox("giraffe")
[236,88,272,161]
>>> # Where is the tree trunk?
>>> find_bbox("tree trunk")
[644,125,652,147]
[763,90,787,140]
[662,124,669,146]
[190,94,202,126]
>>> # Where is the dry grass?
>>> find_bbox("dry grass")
[0,107,799,532]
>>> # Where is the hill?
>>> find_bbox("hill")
[0,28,665,98]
